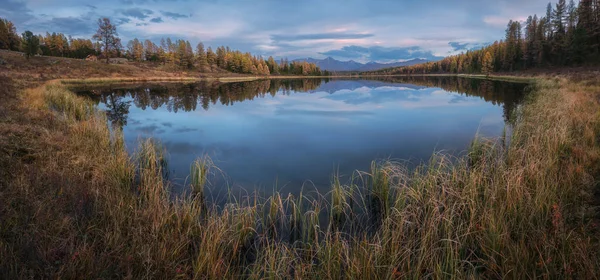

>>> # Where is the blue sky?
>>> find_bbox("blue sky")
[1,0,552,62]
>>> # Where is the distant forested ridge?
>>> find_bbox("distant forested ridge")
[365,0,600,75]
[0,17,326,76]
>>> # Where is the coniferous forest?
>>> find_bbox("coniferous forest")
[366,0,600,75]
[0,17,325,76]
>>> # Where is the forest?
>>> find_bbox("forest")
[366,0,600,75]
[0,17,325,76]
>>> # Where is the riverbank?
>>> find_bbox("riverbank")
[360,73,535,83]
[1,72,600,278]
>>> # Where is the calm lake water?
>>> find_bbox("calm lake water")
[76,77,526,196]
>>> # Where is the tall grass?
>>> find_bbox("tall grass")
[189,156,218,214]
[44,84,97,121]
[2,77,600,278]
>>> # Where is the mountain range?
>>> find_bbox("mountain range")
[293,57,436,72]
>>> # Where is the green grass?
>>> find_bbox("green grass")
[1,77,600,278]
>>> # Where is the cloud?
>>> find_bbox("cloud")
[275,108,373,117]
[46,17,95,35]
[4,0,553,60]
[448,41,490,52]
[173,127,200,133]
[0,0,34,25]
[448,42,469,52]
[271,32,374,42]
[161,11,190,20]
[320,45,443,62]
[117,17,131,25]
[135,124,164,135]
[164,142,202,155]
[449,95,469,103]
[322,88,420,105]
[150,17,163,23]
[121,8,154,20]
[0,0,31,14]
[482,15,527,27]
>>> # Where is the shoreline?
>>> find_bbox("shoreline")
[58,73,534,87]
[2,71,599,278]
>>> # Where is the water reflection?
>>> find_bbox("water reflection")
[75,77,526,195]
[79,77,524,127]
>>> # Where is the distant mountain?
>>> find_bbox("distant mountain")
[293,57,434,72]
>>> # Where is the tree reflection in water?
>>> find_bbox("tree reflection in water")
[102,92,132,128]
[76,77,527,127]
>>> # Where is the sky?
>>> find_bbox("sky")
[1,0,554,63]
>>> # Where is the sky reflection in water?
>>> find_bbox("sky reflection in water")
[78,77,525,196]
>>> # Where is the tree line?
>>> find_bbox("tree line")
[365,0,600,75]
[0,16,326,76]
[125,38,327,75]
[2,19,97,59]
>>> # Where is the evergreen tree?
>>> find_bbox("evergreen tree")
[567,0,577,32]
[554,0,567,35]
[546,2,555,38]
[21,31,39,59]
[267,56,279,74]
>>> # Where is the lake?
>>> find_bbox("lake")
[75,77,526,197]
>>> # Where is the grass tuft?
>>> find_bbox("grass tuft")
[2,76,600,278]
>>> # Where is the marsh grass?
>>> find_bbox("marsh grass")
[59,76,263,88]
[44,84,97,121]
[61,77,200,87]
[2,77,600,279]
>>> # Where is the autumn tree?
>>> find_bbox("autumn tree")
[216,46,226,68]
[68,38,95,59]
[175,39,194,68]
[206,47,216,66]
[144,39,158,61]
[0,18,21,50]
[92,18,122,63]
[196,42,207,70]
[127,38,144,61]
[481,51,494,75]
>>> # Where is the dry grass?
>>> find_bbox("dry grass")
[0,50,250,85]
[1,74,600,279]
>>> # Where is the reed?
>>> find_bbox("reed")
[2,76,600,279]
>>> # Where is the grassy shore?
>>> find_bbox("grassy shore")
[1,73,600,278]
[360,73,535,83]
